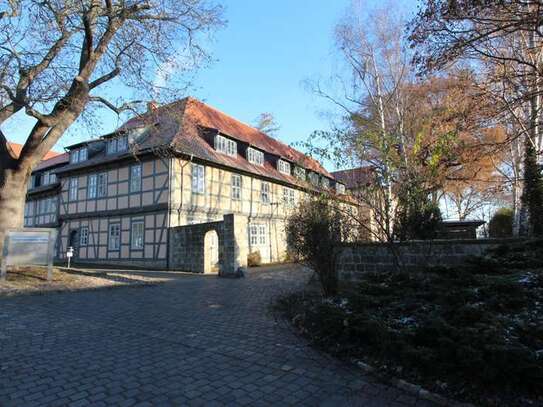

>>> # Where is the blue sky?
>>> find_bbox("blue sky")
[4,0,418,170]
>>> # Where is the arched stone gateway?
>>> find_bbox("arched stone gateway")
[204,229,220,274]
[169,214,248,276]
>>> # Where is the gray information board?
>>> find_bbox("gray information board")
[1,228,57,281]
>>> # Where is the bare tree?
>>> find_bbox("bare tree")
[253,112,280,137]
[0,0,224,252]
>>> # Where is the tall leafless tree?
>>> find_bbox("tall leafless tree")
[0,0,224,252]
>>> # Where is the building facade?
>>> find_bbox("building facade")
[22,97,350,272]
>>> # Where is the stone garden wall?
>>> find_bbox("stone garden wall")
[168,213,248,275]
[337,239,521,282]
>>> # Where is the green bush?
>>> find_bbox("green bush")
[489,207,513,238]
[285,196,353,297]
[274,261,543,404]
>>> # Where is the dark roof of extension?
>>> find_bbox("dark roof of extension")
[331,166,374,190]
[61,97,334,187]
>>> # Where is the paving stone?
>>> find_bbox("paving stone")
[0,265,438,407]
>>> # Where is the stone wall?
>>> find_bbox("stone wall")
[168,213,248,275]
[337,239,520,282]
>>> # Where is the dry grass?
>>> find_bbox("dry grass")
[0,266,169,296]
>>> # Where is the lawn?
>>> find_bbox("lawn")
[274,240,543,406]
[0,265,168,296]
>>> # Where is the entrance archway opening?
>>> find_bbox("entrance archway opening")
[204,229,220,274]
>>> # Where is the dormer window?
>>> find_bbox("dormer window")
[308,172,319,186]
[294,166,306,180]
[247,147,264,166]
[321,177,330,189]
[107,135,128,155]
[214,134,237,157]
[70,147,87,164]
[277,159,291,175]
[336,182,346,194]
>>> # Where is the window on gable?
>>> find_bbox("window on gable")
[260,182,270,204]
[192,164,205,194]
[117,135,128,152]
[231,174,242,200]
[80,227,89,246]
[308,172,319,186]
[130,164,142,193]
[294,166,306,180]
[70,147,87,164]
[321,177,330,189]
[79,147,87,161]
[247,147,264,166]
[42,171,50,185]
[107,138,117,154]
[215,134,237,157]
[108,223,121,250]
[278,159,291,175]
[131,221,144,250]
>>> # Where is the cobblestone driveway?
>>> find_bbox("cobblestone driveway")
[0,265,436,407]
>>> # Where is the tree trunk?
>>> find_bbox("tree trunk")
[0,166,29,256]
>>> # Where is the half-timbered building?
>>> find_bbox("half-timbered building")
[22,97,349,271]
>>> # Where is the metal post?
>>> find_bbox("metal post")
[46,230,55,282]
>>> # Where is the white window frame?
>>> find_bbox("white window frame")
[278,159,291,175]
[70,147,87,163]
[321,177,330,189]
[117,135,128,152]
[283,187,295,206]
[192,164,205,194]
[249,224,267,246]
[260,182,270,204]
[231,174,242,200]
[294,166,306,180]
[69,177,78,201]
[336,182,346,194]
[215,134,237,157]
[79,147,87,161]
[131,221,144,250]
[308,172,319,186]
[108,223,121,251]
[49,197,57,214]
[80,227,89,246]
[130,164,142,193]
[107,138,117,155]
[247,147,264,166]
[97,173,107,198]
[88,174,97,199]
[42,171,50,185]
[50,173,57,184]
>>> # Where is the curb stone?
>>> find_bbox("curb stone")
[354,360,476,407]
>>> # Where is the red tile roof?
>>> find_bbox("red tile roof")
[121,97,333,182]
[7,141,68,171]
